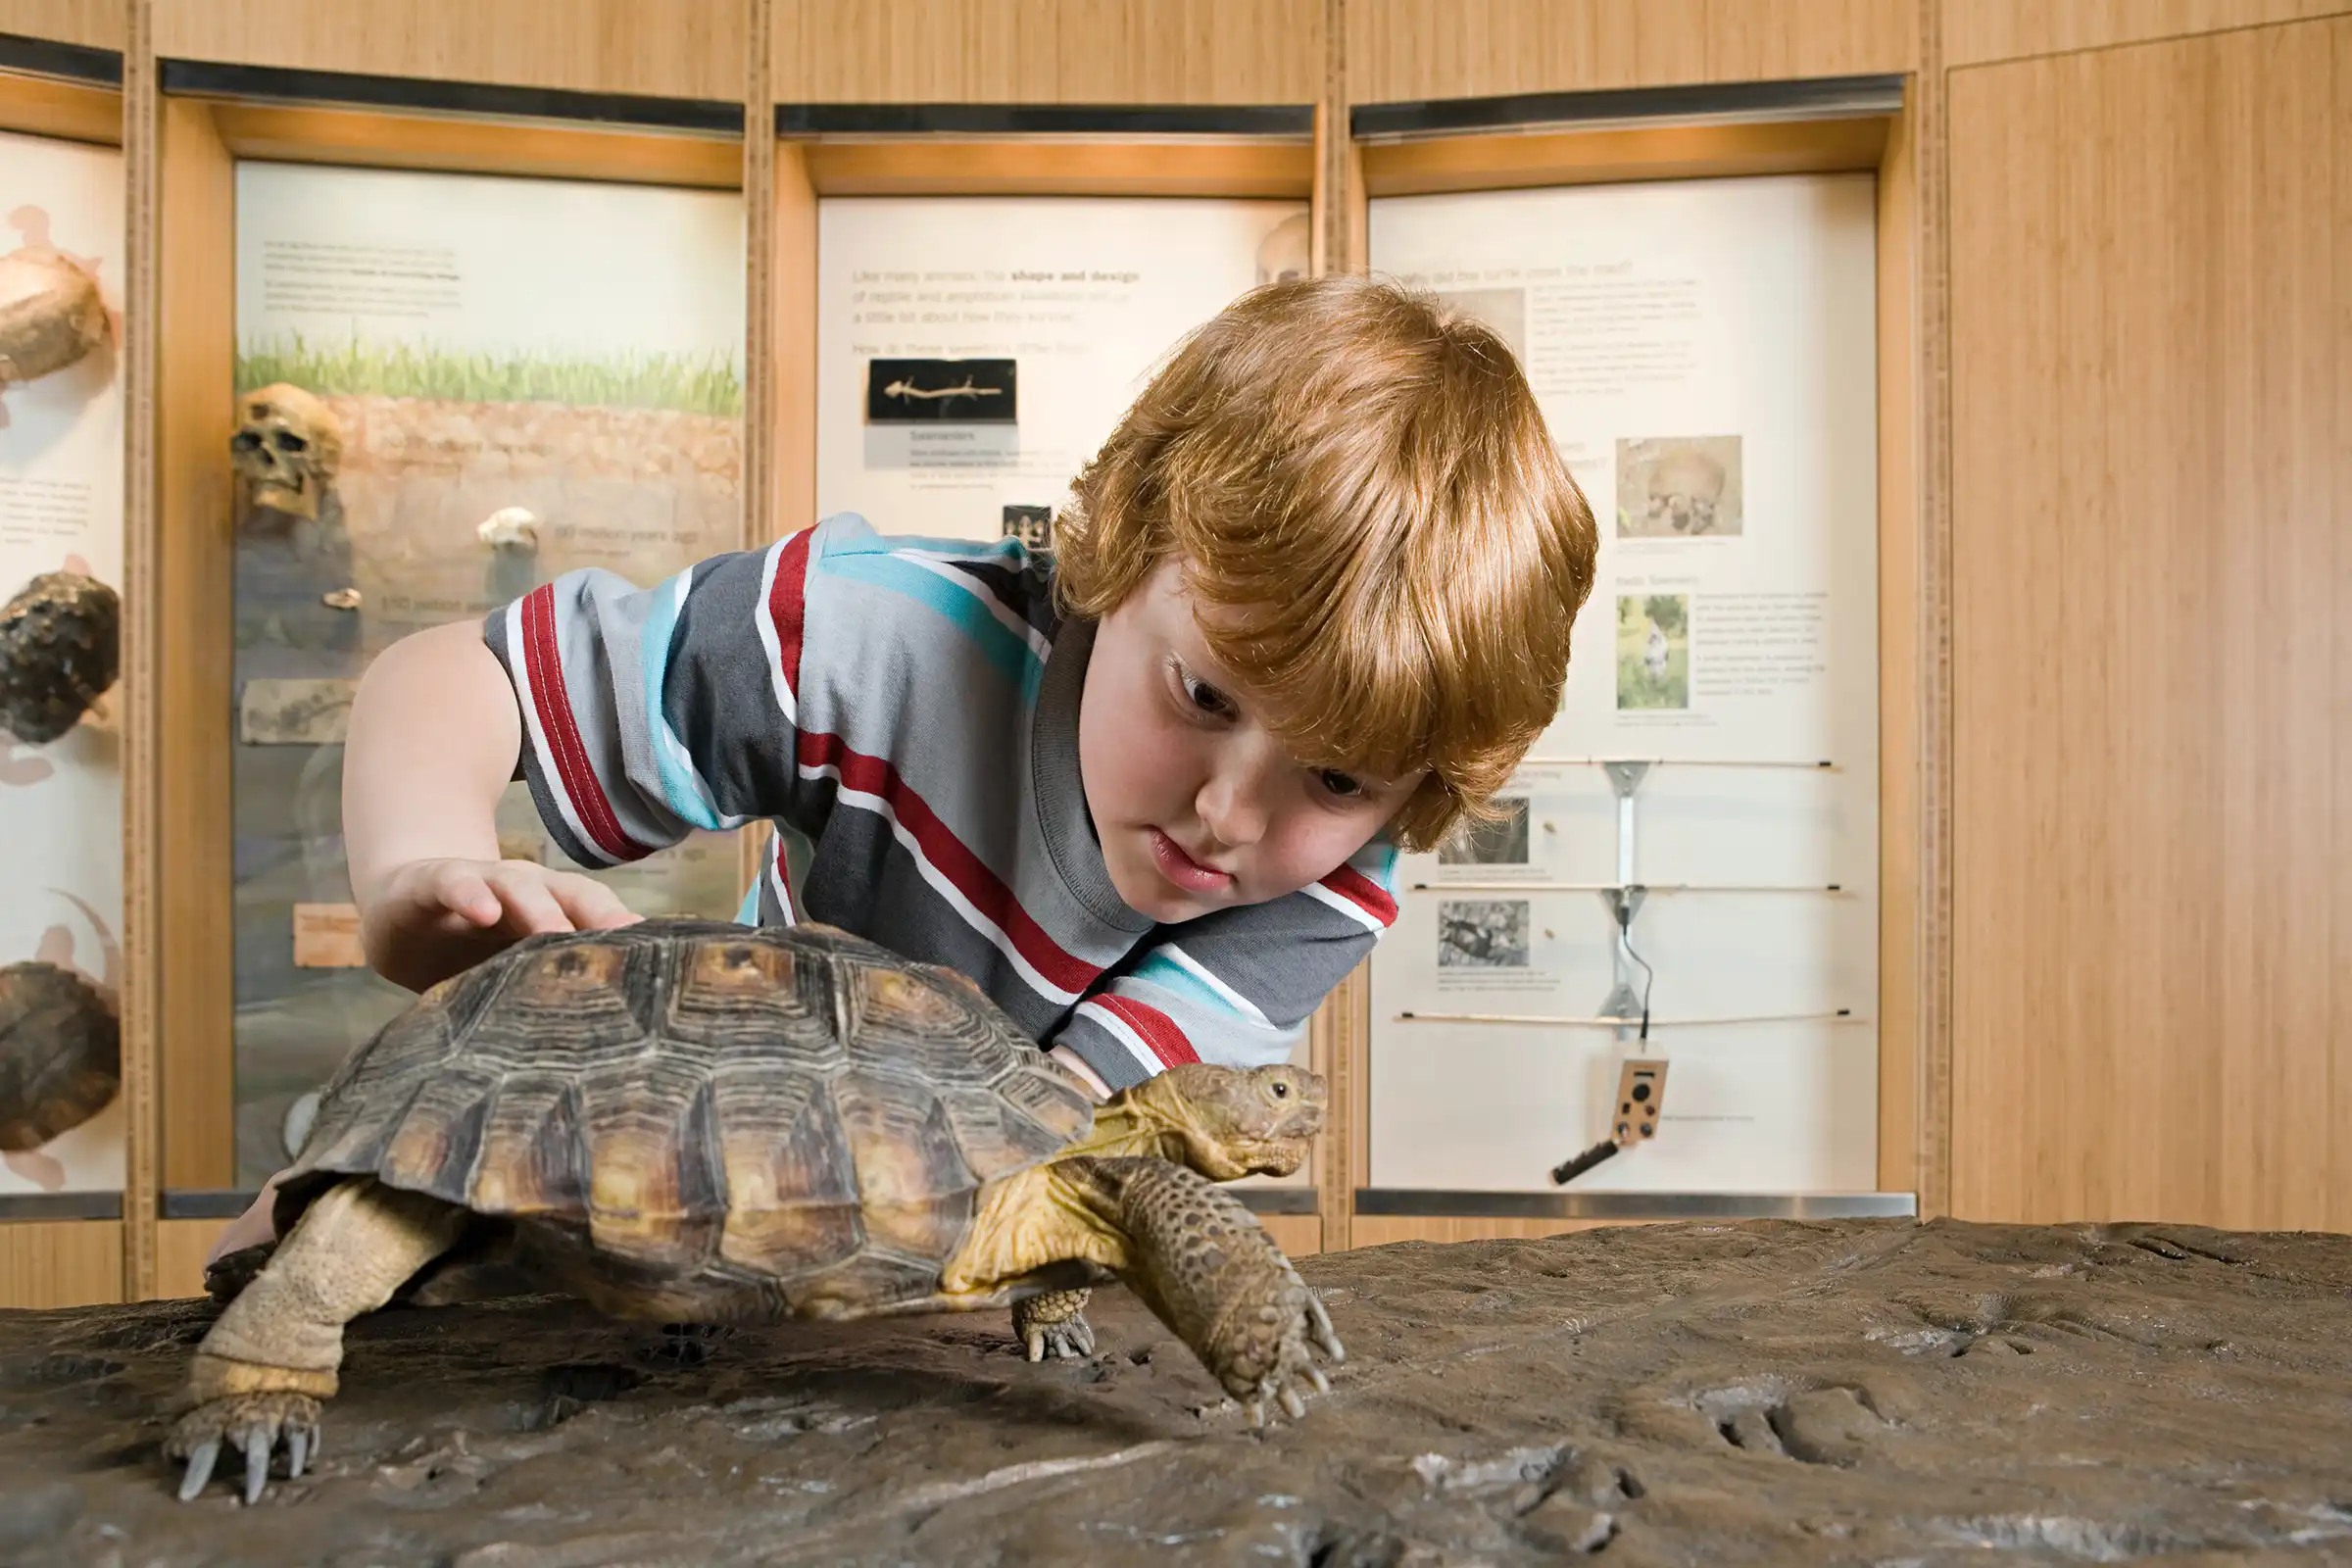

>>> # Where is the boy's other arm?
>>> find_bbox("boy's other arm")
[343,618,637,993]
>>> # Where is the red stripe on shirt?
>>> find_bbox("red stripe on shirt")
[796,731,1102,995]
[768,526,813,705]
[520,585,647,863]
[1320,863,1398,926]
[1095,995,1200,1070]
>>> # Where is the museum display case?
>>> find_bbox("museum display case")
[145,63,754,1279]
[768,100,1331,1255]
[1333,76,1926,1245]
[0,29,129,1309]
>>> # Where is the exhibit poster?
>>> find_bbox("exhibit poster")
[0,129,126,1196]
[815,196,1312,543]
[1365,173,1882,1194]
[228,161,747,1184]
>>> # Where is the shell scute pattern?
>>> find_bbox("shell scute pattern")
[660,932,826,1063]
[278,922,1097,1296]
[710,1064,863,1276]
[474,937,660,1066]
[466,1072,584,1216]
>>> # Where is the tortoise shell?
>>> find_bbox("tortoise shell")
[0,960,122,1152]
[0,570,121,745]
[277,920,1095,1309]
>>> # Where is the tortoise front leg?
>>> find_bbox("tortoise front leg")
[1010,1287,1094,1361]
[1048,1156,1344,1424]
[169,1177,466,1503]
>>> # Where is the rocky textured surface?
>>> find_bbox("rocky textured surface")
[6,1217,2352,1566]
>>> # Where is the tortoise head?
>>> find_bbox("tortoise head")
[1121,1061,1328,1180]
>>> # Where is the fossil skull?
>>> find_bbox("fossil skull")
[231,383,344,522]
[1643,448,1727,535]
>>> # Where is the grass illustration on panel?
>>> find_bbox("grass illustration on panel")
[236,334,743,416]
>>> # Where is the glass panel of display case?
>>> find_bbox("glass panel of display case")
[0,125,127,1197]
[1363,173,1884,1195]
[228,161,747,1186]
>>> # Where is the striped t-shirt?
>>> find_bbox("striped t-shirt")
[480,513,1401,1091]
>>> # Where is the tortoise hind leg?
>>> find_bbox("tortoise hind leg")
[1047,1156,1343,1424]
[168,1176,466,1502]
[1010,1287,1094,1362]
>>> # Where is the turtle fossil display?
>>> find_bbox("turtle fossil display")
[0,569,120,744]
[0,246,107,393]
[0,959,122,1153]
[169,919,1343,1502]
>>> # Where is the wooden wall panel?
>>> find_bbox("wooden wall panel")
[155,1218,227,1299]
[155,0,745,101]
[1875,96,1921,1198]
[0,1222,122,1308]
[0,0,122,51]
[1949,18,2348,1228]
[1946,0,2351,69]
[1345,0,1915,106]
[772,0,1324,105]
[155,96,237,1191]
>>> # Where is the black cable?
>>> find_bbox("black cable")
[1552,894,1658,1186]
[1616,892,1654,1041]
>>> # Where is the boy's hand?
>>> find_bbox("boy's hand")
[364,857,642,994]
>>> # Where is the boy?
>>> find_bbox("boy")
[210,272,1598,1262]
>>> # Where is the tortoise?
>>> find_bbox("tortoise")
[169,918,1344,1503]
[0,959,121,1152]
[0,570,120,745]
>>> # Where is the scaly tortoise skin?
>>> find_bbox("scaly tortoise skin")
[0,570,120,745]
[0,960,121,1152]
[169,919,1342,1502]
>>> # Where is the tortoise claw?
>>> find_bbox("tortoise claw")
[165,1391,322,1503]
[176,1438,220,1502]
[242,1431,270,1505]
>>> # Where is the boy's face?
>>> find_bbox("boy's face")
[1078,558,1422,924]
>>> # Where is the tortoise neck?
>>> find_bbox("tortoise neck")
[1068,1098,1190,1164]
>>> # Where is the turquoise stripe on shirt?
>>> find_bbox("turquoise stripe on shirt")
[817,551,1040,691]
[639,569,726,832]
[1129,950,1248,1020]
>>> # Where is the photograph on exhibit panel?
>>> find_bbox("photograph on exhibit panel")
[1616,433,1743,538]
[1616,592,1690,710]
[815,196,1310,542]
[1437,900,1533,969]
[0,128,127,1195]
[226,161,749,1185]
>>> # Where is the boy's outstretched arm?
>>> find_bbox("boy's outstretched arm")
[343,618,638,995]
[206,616,648,1273]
